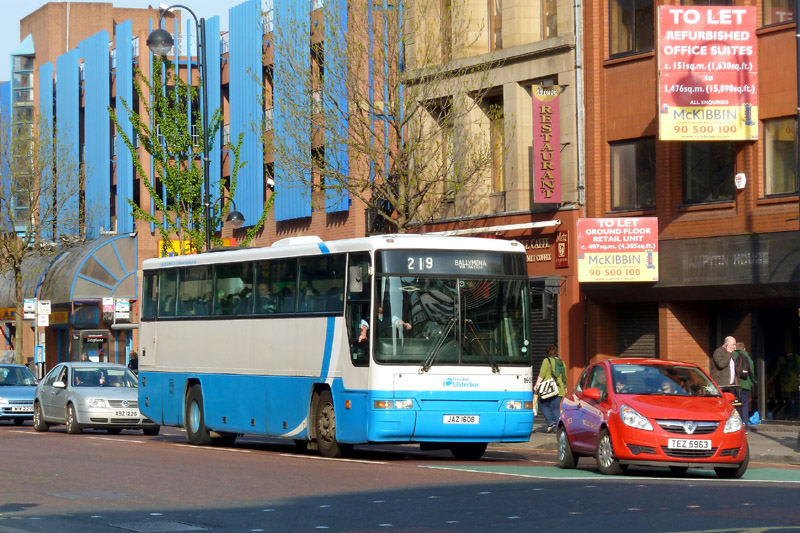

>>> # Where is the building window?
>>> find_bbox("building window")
[617,303,658,357]
[610,137,656,210]
[763,0,795,26]
[542,0,557,39]
[488,0,502,51]
[609,0,654,57]
[484,95,504,193]
[681,0,731,5]
[682,142,735,204]
[764,117,798,196]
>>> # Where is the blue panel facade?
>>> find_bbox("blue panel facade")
[204,16,222,223]
[38,63,55,240]
[324,0,349,213]
[229,0,264,226]
[79,31,111,239]
[0,81,10,119]
[56,49,80,237]
[274,0,312,221]
[115,21,134,234]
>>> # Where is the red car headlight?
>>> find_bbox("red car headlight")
[620,404,653,431]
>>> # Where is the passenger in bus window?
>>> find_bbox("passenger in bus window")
[256,281,276,313]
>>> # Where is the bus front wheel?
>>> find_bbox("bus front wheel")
[315,390,352,458]
[185,385,212,446]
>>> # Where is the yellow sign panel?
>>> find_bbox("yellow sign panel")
[659,104,758,141]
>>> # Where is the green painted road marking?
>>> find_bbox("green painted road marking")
[424,464,800,483]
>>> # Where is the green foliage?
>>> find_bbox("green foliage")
[110,56,269,254]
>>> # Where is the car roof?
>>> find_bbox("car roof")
[60,362,128,369]
[606,358,700,369]
[0,364,26,368]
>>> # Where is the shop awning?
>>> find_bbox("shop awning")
[0,234,138,308]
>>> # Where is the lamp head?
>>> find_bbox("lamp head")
[226,209,245,229]
[147,28,174,55]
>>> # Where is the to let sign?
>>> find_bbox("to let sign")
[577,218,659,282]
[532,85,562,203]
[658,6,758,141]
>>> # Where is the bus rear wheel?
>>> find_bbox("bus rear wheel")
[185,385,212,446]
[315,390,352,458]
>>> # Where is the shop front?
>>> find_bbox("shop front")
[0,235,139,375]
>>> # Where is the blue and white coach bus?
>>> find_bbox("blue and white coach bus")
[138,234,534,459]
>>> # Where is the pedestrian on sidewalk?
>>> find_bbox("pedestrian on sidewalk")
[534,345,567,434]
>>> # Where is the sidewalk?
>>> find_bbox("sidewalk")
[497,422,800,466]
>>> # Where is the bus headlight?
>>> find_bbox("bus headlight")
[505,401,535,410]
[374,399,414,410]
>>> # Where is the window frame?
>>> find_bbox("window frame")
[608,0,655,59]
[763,116,798,197]
[609,136,656,211]
[681,141,736,205]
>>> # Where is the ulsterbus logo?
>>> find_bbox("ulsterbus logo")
[443,377,480,388]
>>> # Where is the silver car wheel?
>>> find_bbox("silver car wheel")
[598,433,614,468]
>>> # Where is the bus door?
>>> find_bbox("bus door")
[345,253,372,368]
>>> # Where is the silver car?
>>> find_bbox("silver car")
[0,364,38,425]
[33,362,160,435]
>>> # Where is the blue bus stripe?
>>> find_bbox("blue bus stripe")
[317,243,330,254]
[320,316,335,380]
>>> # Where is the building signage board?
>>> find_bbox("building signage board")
[555,231,569,269]
[577,218,659,282]
[532,85,562,203]
[102,297,114,313]
[37,300,51,315]
[658,6,758,141]
[37,314,49,327]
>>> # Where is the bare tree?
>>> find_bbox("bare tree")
[267,0,506,233]
[0,115,84,364]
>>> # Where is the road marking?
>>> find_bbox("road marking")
[172,444,252,453]
[421,465,800,484]
[86,436,146,444]
[278,453,384,464]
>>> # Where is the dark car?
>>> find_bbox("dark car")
[557,358,748,478]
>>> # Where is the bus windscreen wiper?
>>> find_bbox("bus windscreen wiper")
[420,318,456,373]
[465,319,499,373]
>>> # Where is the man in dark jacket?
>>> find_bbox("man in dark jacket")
[710,336,737,388]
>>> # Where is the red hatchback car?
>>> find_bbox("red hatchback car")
[558,358,748,478]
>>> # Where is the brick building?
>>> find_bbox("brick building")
[582,1,800,421]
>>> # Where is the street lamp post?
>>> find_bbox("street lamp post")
[147,4,218,251]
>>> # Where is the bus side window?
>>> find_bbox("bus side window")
[346,253,371,366]
[141,272,157,319]
[158,269,178,318]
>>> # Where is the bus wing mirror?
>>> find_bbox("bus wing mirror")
[349,266,363,293]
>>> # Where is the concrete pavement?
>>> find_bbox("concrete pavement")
[497,422,800,466]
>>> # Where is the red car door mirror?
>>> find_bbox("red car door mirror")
[722,391,736,403]
[584,387,602,401]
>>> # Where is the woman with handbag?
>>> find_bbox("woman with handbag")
[534,345,567,433]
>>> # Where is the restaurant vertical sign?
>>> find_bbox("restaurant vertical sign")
[533,85,561,203]
[658,6,758,141]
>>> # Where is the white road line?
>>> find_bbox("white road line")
[171,443,252,453]
[278,453,385,464]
